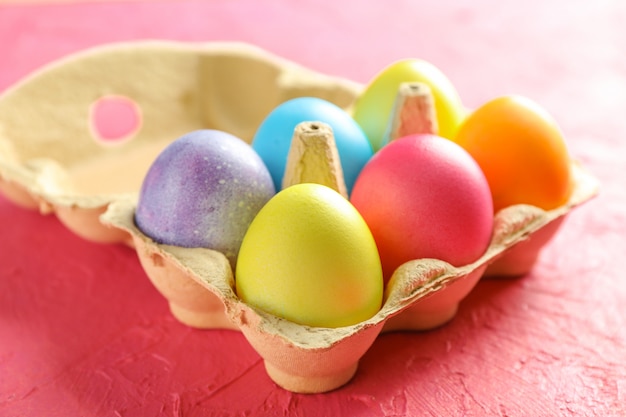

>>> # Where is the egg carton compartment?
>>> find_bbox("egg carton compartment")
[0,41,599,393]
[100,160,596,393]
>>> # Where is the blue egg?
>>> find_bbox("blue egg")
[251,97,373,194]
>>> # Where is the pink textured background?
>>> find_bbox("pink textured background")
[0,1,624,416]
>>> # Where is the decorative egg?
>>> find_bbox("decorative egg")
[251,97,373,194]
[236,183,383,328]
[352,59,466,151]
[453,95,573,212]
[350,134,494,281]
[135,129,275,266]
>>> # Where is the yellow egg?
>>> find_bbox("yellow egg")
[352,59,466,151]
[235,183,383,328]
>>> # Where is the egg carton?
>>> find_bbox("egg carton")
[0,41,599,393]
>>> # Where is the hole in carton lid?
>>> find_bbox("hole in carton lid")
[90,95,142,144]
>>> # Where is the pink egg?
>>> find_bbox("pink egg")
[350,134,494,281]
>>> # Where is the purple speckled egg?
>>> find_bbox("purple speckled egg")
[135,129,276,266]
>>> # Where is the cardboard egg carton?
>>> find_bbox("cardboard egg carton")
[0,41,599,393]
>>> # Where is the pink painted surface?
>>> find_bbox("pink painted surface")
[0,1,624,416]
[90,95,142,143]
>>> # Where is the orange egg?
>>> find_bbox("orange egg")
[453,95,573,212]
